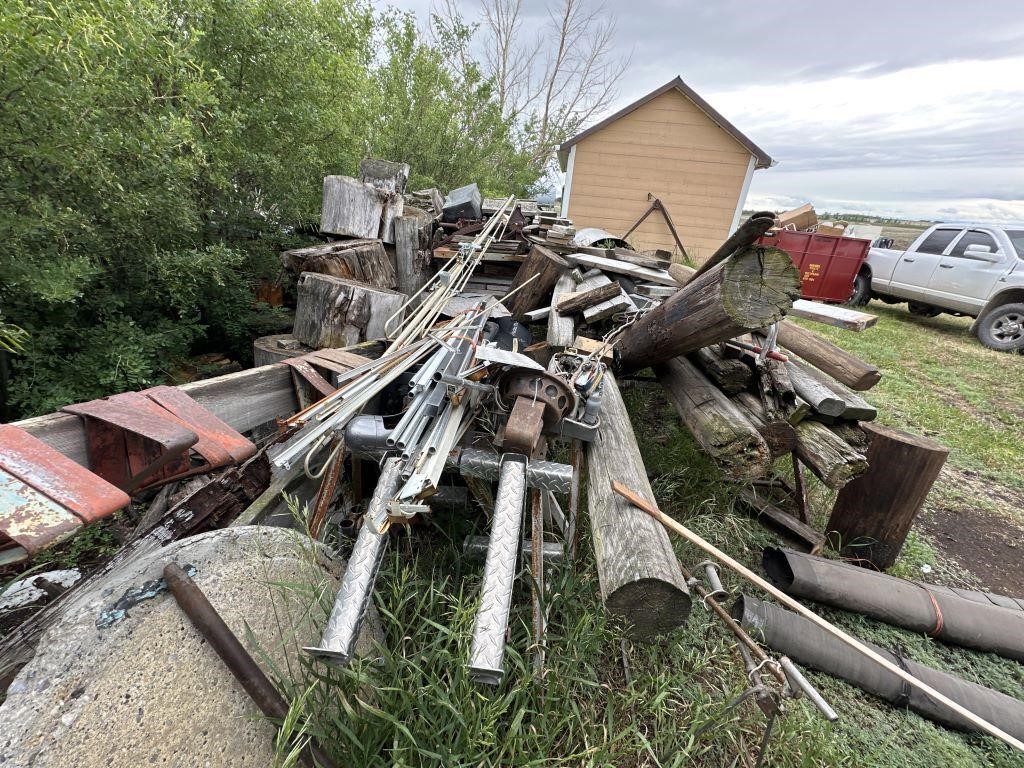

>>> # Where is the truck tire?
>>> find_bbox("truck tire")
[976,303,1024,352]
[908,302,941,318]
[847,272,871,307]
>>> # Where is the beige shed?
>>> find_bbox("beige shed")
[557,77,772,263]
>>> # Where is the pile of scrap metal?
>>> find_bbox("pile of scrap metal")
[4,158,1024,758]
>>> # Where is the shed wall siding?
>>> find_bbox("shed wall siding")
[566,89,754,262]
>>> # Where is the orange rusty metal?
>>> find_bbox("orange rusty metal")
[0,472,82,562]
[143,386,255,465]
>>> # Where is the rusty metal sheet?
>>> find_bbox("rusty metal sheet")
[62,396,198,491]
[0,425,130,524]
[0,468,82,559]
[144,386,256,465]
[281,357,336,398]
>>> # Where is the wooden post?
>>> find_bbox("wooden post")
[827,425,948,569]
[657,358,771,480]
[616,246,800,373]
[546,272,576,349]
[394,214,433,306]
[794,420,868,490]
[689,345,752,395]
[507,244,569,318]
[281,239,396,290]
[732,391,797,460]
[294,273,406,348]
[776,320,881,390]
[585,373,690,637]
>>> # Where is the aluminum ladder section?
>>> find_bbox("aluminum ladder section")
[468,453,528,684]
[305,457,403,665]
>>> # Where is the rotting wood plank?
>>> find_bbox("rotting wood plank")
[546,272,576,349]
[585,374,690,637]
[776,319,881,390]
[563,254,678,286]
[788,300,878,331]
[507,245,569,318]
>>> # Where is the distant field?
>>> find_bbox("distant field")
[878,222,930,248]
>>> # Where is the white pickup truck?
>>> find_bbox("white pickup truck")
[852,223,1024,351]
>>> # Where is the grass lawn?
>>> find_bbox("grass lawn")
[273,301,1024,767]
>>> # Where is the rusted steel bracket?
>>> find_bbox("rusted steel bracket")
[620,194,688,260]
[62,388,256,493]
[0,425,129,563]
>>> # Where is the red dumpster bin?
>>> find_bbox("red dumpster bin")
[756,230,869,302]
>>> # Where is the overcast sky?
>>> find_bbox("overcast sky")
[380,0,1024,221]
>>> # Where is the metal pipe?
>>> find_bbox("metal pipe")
[458,448,572,494]
[304,458,404,666]
[779,656,839,722]
[462,536,564,564]
[468,454,528,684]
[163,563,337,768]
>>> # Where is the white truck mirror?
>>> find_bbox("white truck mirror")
[964,244,1000,261]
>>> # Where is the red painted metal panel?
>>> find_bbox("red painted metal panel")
[144,386,256,465]
[757,231,870,302]
[0,425,130,523]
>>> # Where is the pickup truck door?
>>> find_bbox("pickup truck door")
[889,227,963,300]
[926,229,1008,314]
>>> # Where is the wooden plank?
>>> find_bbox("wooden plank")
[546,272,576,349]
[563,254,677,286]
[555,281,622,314]
[788,300,878,331]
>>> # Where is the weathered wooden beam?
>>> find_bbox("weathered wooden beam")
[585,374,691,637]
[394,214,434,306]
[793,420,868,490]
[786,360,847,417]
[546,272,576,349]
[508,244,569,318]
[281,239,396,290]
[827,425,948,569]
[555,281,621,314]
[564,253,678,286]
[689,345,752,395]
[789,300,877,331]
[657,358,771,480]
[789,359,877,421]
[321,175,384,239]
[616,246,800,373]
[737,488,825,554]
[733,391,797,460]
[776,320,881,390]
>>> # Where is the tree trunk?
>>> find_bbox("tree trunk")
[793,420,868,490]
[546,272,576,349]
[281,239,396,290]
[585,374,690,637]
[827,424,948,569]
[294,273,406,348]
[320,175,385,239]
[616,246,800,373]
[507,244,569,318]
[394,214,434,307]
[777,320,881,390]
[657,358,771,479]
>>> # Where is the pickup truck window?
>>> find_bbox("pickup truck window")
[1007,230,1024,259]
[916,228,962,255]
[947,230,997,258]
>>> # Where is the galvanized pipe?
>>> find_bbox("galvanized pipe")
[468,454,528,684]
[304,458,403,666]
[163,563,337,768]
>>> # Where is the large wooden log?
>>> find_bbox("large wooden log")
[546,272,576,349]
[281,239,396,290]
[790,359,877,421]
[777,320,881,390]
[585,374,690,637]
[320,175,383,239]
[359,158,408,243]
[507,244,569,318]
[733,391,797,460]
[688,345,752,396]
[657,358,771,479]
[616,246,800,373]
[827,425,948,569]
[394,214,434,306]
[294,273,406,348]
[793,420,868,490]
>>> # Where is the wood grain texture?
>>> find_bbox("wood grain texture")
[394,214,434,306]
[320,175,383,238]
[546,272,576,348]
[777,320,881,390]
[827,424,948,569]
[732,391,797,460]
[794,420,868,490]
[294,273,406,348]
[281,239,396,290]
[508,244,569,318]
[689,345,752,395]
[657,358,770,479]
[616,246,800,372]
[585,374,690,637]
[789,300,877,331]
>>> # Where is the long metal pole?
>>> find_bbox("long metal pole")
[163,563,338,768]
[610,480,1024,753]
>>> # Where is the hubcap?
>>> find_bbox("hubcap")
[992,313,1023,342]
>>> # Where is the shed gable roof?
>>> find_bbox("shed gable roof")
[557,76,772,170]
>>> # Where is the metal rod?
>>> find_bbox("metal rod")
[780,656,839,722]
[304,458,404,665]
[530,488,545,678]
[162,563,338,768]
[611,479,1024,753]
[468,454,528,684]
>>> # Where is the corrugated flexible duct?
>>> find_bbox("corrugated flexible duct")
[762,547,1024,662]
[733,594,1024,741]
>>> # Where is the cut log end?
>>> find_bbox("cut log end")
[721,246,802,329]
[606,578,693,639]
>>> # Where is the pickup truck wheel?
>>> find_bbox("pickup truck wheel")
[847,273,871,306]
[908,302,941,318]
[977,303,1024,352]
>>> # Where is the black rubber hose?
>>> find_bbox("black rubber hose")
[762,547,1024,662]
[732,594,1024,741]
